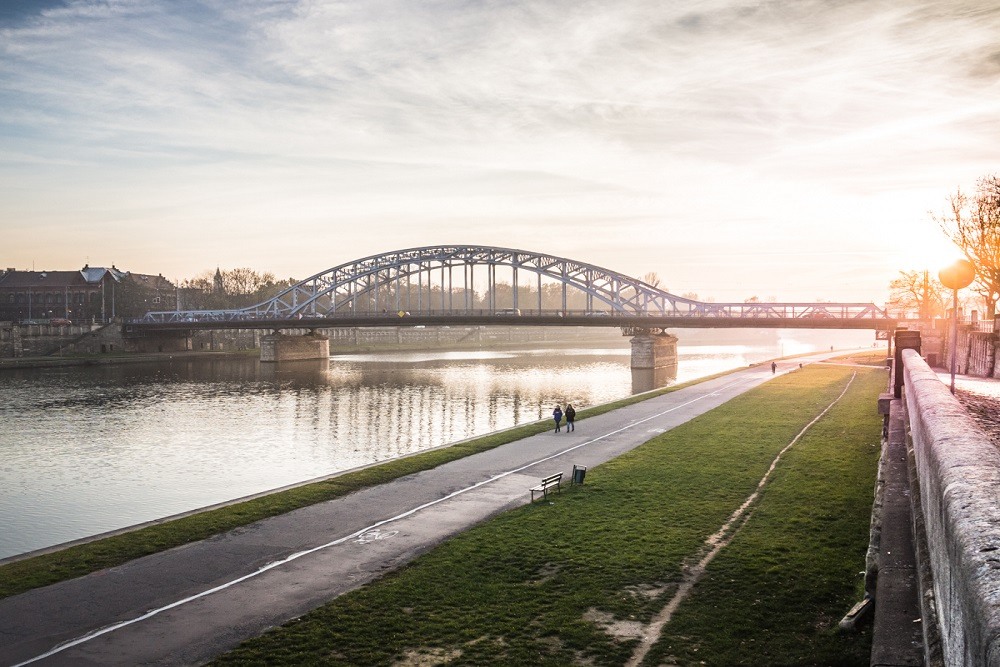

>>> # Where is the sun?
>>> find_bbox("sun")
[903,233,966,275]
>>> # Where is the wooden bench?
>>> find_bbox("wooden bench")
[530,473,563,501]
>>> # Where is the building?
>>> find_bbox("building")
[0,266,176,323]
[125,272,178,315]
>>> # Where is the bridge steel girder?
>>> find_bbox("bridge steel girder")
[137,245,893,328]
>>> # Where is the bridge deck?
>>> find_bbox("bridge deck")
[127,312,895,335]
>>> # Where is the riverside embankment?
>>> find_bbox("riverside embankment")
[1,334,854,561]
[898,350,1000,666]
[0,353,882,666]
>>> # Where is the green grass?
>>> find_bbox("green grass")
[212,365,883,666]
[0,370,736,600]
[829,349,890,367]
[644,367,881,665]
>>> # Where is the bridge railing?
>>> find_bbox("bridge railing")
[135,303,891,325]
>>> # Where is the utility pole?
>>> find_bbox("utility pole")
[939,259,976,394]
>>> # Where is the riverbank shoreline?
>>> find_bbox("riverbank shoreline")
[0,414,540,568]
[0,349,881,572]
[0,340,626,370]
[1,359,736,597]
[0,350,245,370]
[0,356,882,666]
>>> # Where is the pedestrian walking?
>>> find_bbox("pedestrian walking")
[552,405,563,433]
[564,404,576,432]
[771,361,777,374]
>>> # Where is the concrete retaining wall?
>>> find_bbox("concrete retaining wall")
[0,322,104,357]
[902,349,1000,665]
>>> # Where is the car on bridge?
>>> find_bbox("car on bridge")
[495,308,521,316]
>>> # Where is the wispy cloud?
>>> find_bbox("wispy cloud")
[1,0,998,299]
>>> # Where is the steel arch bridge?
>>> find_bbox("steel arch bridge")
[138,245,893,330]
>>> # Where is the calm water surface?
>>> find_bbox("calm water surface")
[0,332,872,559]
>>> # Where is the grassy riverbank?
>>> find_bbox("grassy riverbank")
[214,364,882,666]
[0,370,738,600]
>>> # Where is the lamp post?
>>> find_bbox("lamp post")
[938,258,976,394]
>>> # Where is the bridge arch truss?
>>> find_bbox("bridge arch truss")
[266,246,698,317]
[141,245,890,325]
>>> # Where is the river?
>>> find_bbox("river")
[0,330,875,560]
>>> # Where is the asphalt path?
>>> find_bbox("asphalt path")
[0,354,842,666]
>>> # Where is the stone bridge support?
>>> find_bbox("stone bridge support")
[629,332,678,371]
[260,330,330,363]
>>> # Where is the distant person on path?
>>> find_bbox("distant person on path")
[552,405,563,433]
[565,404,576,432]
[771,361,777,374]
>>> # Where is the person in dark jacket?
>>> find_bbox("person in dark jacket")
[564,404,576,432]
[552,405,563,432]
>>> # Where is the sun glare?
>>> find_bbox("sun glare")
[904,235,966,275]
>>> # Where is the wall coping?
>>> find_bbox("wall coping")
[902,349,1000,665]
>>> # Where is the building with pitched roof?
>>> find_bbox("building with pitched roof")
[0,265,176,323]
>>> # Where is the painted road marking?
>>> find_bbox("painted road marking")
[355,529,398,544]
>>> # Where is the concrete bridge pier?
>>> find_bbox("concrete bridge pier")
[260,330,330,363]
[630,332,678,373]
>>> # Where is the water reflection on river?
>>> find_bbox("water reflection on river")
[0,333,870,559]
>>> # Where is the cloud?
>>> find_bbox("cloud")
[1,0,998,300]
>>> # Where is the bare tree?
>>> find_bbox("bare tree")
[888,270,947,319]
[181,268,284,310]
[641,272,662,289]
[223,268,276,298]
[934,174,1000,318]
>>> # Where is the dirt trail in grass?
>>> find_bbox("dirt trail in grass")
[625,372,858,667]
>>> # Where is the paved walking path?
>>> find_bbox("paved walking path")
[0,354,846,667]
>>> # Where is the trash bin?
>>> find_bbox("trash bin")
[572,465,587,485]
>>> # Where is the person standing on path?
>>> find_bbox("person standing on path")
[771,361,777,374]
[564,404,576,432]
[552,405,563,433]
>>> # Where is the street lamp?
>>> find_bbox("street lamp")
[938,258,976,394]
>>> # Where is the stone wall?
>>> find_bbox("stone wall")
[260,331,330,362]
[905,318,996,378]
[629,333,678,370]
[901,349,1000,665]
[940,329,997,378]
[190,329,260,352]
[0,322,106,357]
[963,331,998,377]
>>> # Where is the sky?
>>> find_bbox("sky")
[2,0,999,304]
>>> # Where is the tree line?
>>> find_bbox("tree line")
[178,268,295,311]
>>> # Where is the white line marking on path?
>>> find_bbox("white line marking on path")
[625,372,857,667]
[14,374,759,667]
[355,530,398,544]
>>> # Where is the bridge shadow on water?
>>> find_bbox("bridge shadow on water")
[631,366,678,394]
[257,355,678,396]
